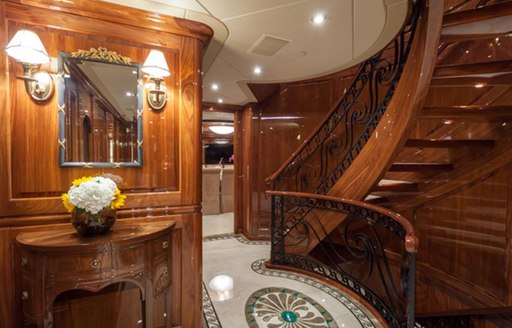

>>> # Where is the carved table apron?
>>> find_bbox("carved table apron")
[15,221,175,328]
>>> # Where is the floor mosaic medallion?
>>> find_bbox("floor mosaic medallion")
[245,287,339,328]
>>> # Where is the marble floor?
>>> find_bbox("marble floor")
[202,213,383,328]
[203,212,235,237]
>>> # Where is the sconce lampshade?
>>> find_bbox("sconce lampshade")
[142,50,170,78]
[5,30,50,65]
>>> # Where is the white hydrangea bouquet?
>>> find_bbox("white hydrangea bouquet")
[62,175,126,236]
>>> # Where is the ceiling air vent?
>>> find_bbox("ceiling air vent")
[248,34,291,57]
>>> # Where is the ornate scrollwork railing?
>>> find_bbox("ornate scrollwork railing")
[267,0,422,195]
[268,191,418,328]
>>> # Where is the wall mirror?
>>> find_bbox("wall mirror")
[58,47,143,168]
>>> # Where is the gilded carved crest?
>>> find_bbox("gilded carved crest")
[71,47,131,65]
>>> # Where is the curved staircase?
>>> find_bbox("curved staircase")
[266,0,512,327]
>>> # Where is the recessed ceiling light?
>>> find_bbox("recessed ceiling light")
[209,125,234,135]
[126,91,134,97]
[211,83,219,91]
[253,66,262,75]
[312,13,326,25]
[218,98,223,103]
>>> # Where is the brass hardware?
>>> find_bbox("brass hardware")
[101,269,116,280]
[154,267,170,296]
[21,291,29,300]
[71,47,131,65]
[21,257,28,266]
[162,241,169,249]
[90,258,101,268]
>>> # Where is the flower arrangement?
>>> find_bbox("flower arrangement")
[62,176,126,215]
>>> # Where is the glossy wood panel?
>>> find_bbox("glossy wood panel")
[0,1,209,327]
[416,168,510,303]
[239,71,355,238]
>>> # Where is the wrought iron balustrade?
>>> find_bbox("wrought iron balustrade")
[268,191,418,328]
[267,0,422,195]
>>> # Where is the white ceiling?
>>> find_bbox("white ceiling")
[103,0,408,105]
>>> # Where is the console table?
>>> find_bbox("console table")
[15,221,175,328]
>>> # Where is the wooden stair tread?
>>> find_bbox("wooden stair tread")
[420,106,512,120]
[405,139,495,148]
[389,163,454,172]
[434,61,512,78]
[442,2,512,28]
[373,180,418,192]
[430,73,512,88]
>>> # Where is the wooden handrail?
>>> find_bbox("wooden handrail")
[265,4,416,186]
[266,190,418,253]
[326,0,444,199]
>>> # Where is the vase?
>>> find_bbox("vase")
[71,208,117,237]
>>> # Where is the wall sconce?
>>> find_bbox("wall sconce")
[142,49,170,111]
[5,29,53,102]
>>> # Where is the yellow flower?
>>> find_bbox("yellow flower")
[61,193,75,213]
[72,176,93,187]
[111,189,126,209]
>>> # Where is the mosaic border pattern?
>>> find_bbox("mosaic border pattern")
[251,259,377,328]
[203,233,270,245]
[202,282,222,328]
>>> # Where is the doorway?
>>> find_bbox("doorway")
[201,109,237,236]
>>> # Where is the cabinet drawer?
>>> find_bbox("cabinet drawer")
[113,243,145,276]
[20,276,36,319]
[45,252,111,280]
[151,235,171,260]
[19,250,34,277]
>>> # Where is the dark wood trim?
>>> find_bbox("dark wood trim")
[389,163,454,172]
[0,205,201,228]
[440,32,510,44]
[416,307,512,319]
[430,74,512,87]
[405,139,495,148]
[434,61,512,78]
[443,2,512,28]
[5,0,213,45]
[265,190,417,245]
[373,182,418,192]
[420,106,512,119]
[202,102,244,111]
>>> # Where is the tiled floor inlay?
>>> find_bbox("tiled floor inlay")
[251,259,376,328]
[202,233,382,328]
[245,287,338,328]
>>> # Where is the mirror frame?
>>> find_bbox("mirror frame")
[57,48,143,168]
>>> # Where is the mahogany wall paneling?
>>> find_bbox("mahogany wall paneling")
[0,1,209,327]
[241,74,354,239]
[414,165,512,313]
[2,5,188,217]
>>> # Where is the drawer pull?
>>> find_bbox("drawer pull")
[21,257,28,266]
[90,258,101,268]
[21,291,29,300]
[162,241,169,249]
